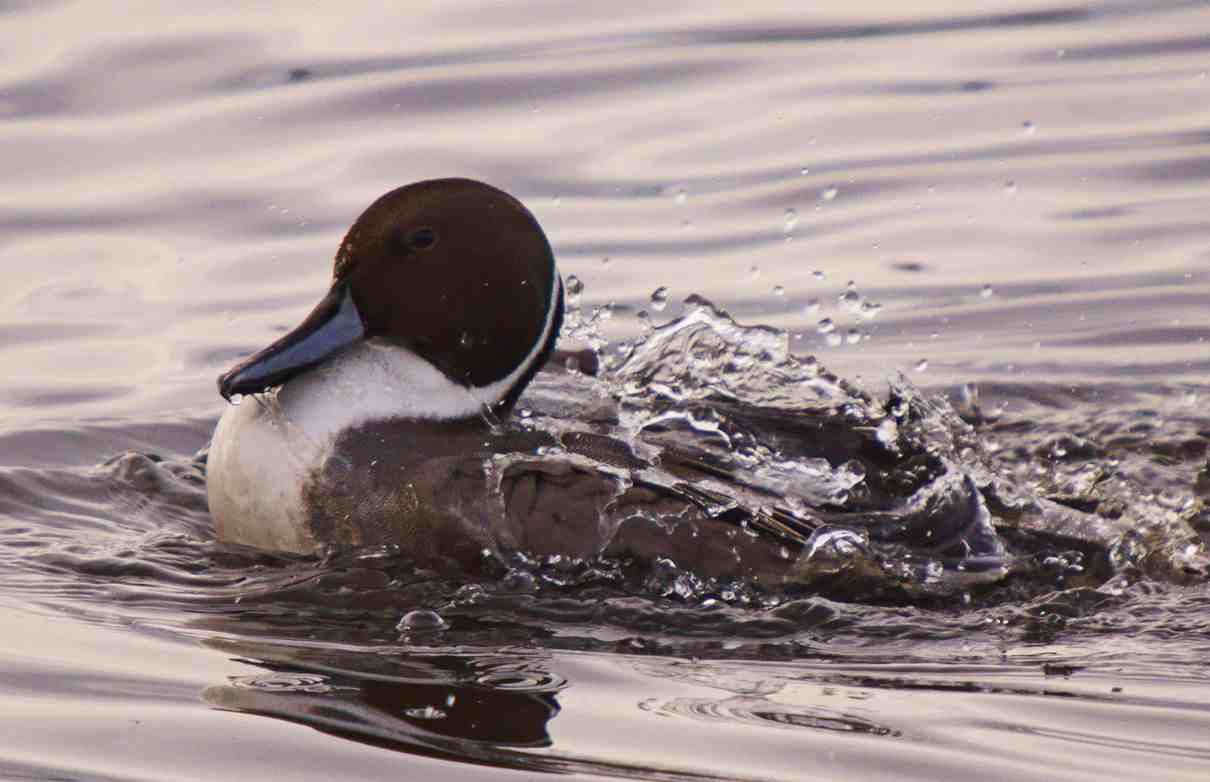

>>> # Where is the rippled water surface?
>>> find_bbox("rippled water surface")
[4,2,1210,780]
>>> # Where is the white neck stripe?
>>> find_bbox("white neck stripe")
[466,272,560,411]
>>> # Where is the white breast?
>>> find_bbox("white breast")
[206,339,492,553]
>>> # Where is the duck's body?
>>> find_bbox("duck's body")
[208,333,799,576]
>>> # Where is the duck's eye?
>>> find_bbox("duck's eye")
[409,227,438,250]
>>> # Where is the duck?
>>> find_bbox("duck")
[208,178,1013,589]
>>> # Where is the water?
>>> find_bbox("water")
[3,1,1210,779]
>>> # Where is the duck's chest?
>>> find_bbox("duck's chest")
[206,340,503,554]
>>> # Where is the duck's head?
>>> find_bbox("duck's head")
[217,178,563,416]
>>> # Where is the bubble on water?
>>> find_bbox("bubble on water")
[231,673,332,693]
[820,186,839,201]
[749,265,761,279]
[397,609,448,632]
[772,285,785,297]
[816,318,836,334]
[500,569,537,593]
[783,209,799,234]
[1022,120,1036,135]
[980,284,994,298]
[812,270,825,281]
[565,275,584,308]
[914,358,929,372]
[803,298,821,314]
[650,286,669,311]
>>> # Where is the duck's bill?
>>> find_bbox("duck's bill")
[217,283,366,401]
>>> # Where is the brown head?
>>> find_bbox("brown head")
[218,179,562,414]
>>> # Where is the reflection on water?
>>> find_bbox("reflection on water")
[3,1,1210,780]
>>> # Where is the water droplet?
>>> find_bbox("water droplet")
[817,318,836,334]
[812,270,825,281]
[772,285,785,297]
[980,284,994,298]
[800,167,810,176]
[564,355,581,374]
[229,393,244,406]
[825,333,843,347]
[838,288,861,311]
[803,298,821,314]
[397,609,448,632]
[459,331,474,349]
[637,309,652,330]
[650,286,669,311]
[783,208,799,234]
[845,328,861,345]
[1022,120,1036,135]
[858,300,881,320]
[820,186,839,201]
[565,275,583,309]
[749,265,761,279]
[600,256,611,266]
[914,358,929,372]
[674,187,688,204]
[1003,180,1017,195]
